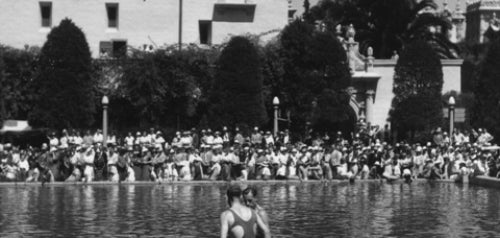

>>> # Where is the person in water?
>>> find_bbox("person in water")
[243,186,269,238]
[221,185,271,238]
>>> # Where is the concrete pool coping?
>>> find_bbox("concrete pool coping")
[470,176,500,189]
[0,178,462,187]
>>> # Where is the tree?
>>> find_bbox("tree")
[28,19,96,129]
[280,19,353,134]
[307,0,459,59]
[0,50,5,126]
[0,46,39,126]
[473,38,500,141]
[390,40,444,140]
[208,36,268,129]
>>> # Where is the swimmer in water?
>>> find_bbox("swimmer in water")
[221,185,271,238]
[243,186,270,238]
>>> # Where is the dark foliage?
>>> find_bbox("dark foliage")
[306,0,459,59]
[0,46,39,126]
[391,40,444,139]
[473,38,500,141]
[112,45,214,131]
[208,36,268,129]
[28,19,96,129]
[280,19,353,134]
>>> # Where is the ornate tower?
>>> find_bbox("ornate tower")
[465,0,500,44]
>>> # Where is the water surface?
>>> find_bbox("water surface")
[0,182,499,237]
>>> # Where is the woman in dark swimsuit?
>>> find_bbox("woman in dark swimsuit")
[243,186,270,238]
[220,185,270,238]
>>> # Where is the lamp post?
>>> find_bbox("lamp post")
[273,96,280,137]
[102,95,109,147]
[448,96,455,143]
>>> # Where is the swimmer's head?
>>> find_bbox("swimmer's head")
[243,186,258,208]
[226,184,243,206]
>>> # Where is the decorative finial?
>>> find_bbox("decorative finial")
[367,47,373,57]
[346,24,356,41]
[456,0,462,12]
[336,24,342,35]
[391,50,399,60]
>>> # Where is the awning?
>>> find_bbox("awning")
[0,120,32,133]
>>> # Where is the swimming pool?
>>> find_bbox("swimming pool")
[0,182,498,237]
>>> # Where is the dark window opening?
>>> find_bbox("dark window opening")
[106,3,119,28]
[199,21,212,45]
[112,40,127,58]
[99,40,126,58]
[288,9,296,22]
[40,2,52,27]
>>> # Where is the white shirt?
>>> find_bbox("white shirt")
[180,136,192,146]
[265,136,275,145]
[278,153,288,165]
[206,135,214,145]
[60,136,69,148]
[140,135,150,144]
[213,136,223,145]
[74,136,83,145]
[125,136,135,146]
[107,136,116,145]
[49,137,59,147]
[155,136,165,148]
[18,159,29,171]
[93,133,103,143]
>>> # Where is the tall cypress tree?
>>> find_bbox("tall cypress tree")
[29,19,96,129]
[0,50,5,126]
[280,19,352,133]
[390,40,443,140]
[208,36,267,129]
[473,38,500,141]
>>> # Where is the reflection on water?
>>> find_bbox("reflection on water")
[0,182,499,237]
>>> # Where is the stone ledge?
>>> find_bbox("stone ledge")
[470,176,500,189]
[0,179,457,187]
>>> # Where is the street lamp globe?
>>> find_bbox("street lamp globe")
[102,95,109,106]
[273,96,280,106]
[448,96,455,106]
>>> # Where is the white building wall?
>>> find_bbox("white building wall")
[371,59,463,128]
[0,0,288,57]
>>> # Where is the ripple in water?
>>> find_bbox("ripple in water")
[0,182,499,237]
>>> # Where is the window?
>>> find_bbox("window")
[199,21,212,45]
[112,40,127,58]
[288,9,296,22]
[106,3,119,28]
[99,40,126,58]
[99,41,113,58]
[39,2,52,27]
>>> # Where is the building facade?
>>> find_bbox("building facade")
[0,0,288,57]
[341,25,463,128]
[465,0,500,43]
[0,0,465,128]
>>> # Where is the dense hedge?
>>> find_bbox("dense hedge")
[473,38,500,141]
[390,40,444,140]
[28,19,96,129]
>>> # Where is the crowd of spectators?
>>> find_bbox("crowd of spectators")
[0,125,499,183]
